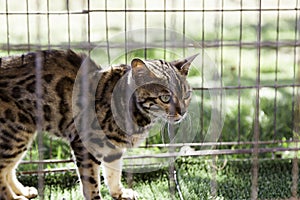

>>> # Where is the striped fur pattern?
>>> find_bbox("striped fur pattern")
[0,50,194,200]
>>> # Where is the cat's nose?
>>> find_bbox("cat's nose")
[180,110,186,116]
[178,108,186,116]
[173,104,186,116]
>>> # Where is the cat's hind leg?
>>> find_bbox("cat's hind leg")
[0,129,38,199]
[0,166,17,200]
[7,162,38,199]
[0,161,38,200]
[0,159,37,200]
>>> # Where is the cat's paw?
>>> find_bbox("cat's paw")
[21,186,38,199]
[112,188,138,200]
[13,196,28,200]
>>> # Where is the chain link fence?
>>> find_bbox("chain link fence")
[1,0,300,199]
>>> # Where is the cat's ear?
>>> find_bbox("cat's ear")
[131,58,147,71]
[170,54,199,76]
[131,58,155,82]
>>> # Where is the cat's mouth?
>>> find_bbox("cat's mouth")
[167,113,187,124]
[147,106,187,124]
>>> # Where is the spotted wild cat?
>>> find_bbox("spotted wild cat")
[0,50,196,200]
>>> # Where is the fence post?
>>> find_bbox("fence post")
[168,123,176,200]
[251,1,262,199]
[36,50,45,200]
[210,155,217,198]
[291,18,300,198]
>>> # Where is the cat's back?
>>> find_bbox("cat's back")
[0,49,86,79]
[0,50,90,97]
[0,50,92,134]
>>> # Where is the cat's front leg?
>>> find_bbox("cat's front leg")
[71,139,102,200]
[103,153,138,200]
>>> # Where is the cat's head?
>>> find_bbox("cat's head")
[131,54,197,123]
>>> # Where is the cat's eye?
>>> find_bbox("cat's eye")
[159,95,171,103]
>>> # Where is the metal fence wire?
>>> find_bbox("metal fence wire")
[0,0,300,199]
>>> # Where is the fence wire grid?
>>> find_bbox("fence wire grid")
[0,0,300,199]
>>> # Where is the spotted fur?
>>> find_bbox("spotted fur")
[0,50,195,200]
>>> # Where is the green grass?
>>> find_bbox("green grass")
[18,157,300,200]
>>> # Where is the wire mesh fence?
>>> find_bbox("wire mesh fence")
[0,0,300,199]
